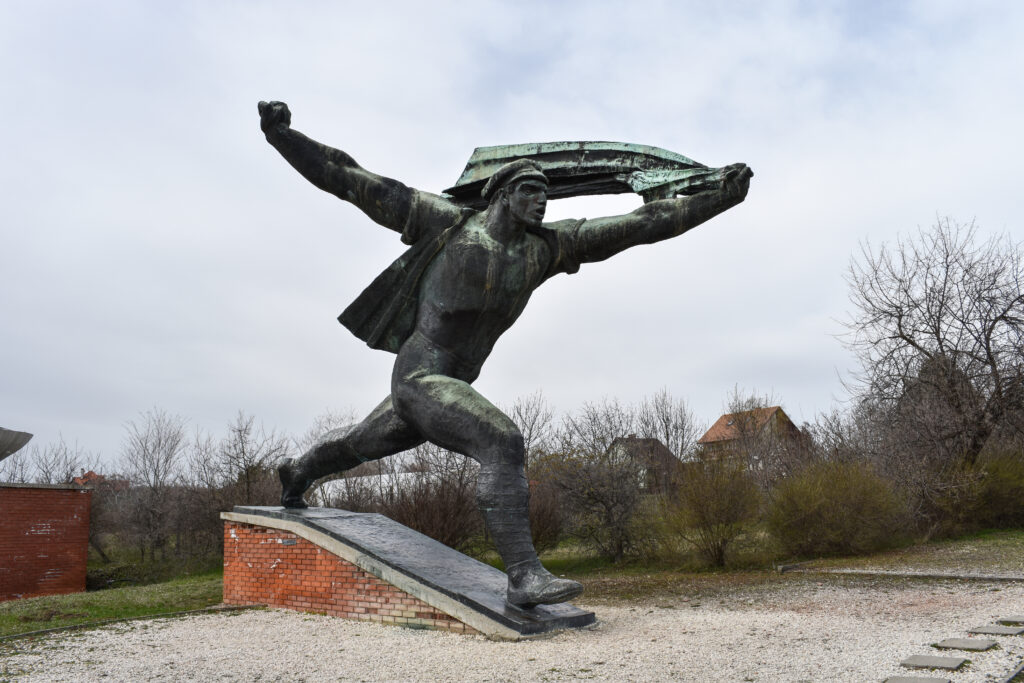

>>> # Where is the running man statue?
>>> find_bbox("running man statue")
[258,101,752,608]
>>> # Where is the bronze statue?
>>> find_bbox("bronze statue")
[258,101,752,608]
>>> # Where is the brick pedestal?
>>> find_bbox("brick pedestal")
[222,507,594,640]
[223,521,478,634]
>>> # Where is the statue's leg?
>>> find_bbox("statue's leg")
[279,396,424,508]
[392,374,582,607]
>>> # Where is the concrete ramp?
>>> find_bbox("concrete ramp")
[222,506,595,640]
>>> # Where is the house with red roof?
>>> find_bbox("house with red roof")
[697,406,804,461]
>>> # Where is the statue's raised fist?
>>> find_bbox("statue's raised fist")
[258,101,291,134]
[721,163,753,199]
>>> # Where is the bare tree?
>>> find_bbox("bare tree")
[560,398,638,455]
[506,390,556,471]
[174,428,227,559]
[844,219,1024,468]
[183,428,222,491]
[812,407,875,464]
[218,411,291,505]
[636,388,702,461]
[83,468,129,565]
[383,442,482,553]
[321,468,384,512]
[123,410,186,490]
[121,408,187,561]
[540,400,652,562]
[15,436,100,484]
[539,443,648,563]
[0,449,31,483]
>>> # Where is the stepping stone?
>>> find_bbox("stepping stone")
[933,637,996,651]
[900,655,967,671]
[969,624,1024,636]
[883,677,951,683]
[998,615,1024,625]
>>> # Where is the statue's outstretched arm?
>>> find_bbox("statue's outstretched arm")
[572,164,753,263]
[258,101,414,233]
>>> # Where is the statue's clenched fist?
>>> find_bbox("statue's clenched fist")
[721,163,753,200]
[258,101,291,135]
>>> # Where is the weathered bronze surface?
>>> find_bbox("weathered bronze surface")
[443,141,724,208]
[258,100,752,608]
[0,428,32,463]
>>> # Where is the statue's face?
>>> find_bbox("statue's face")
[506,180,547,227]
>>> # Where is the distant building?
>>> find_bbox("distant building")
[697,406,804,462]
[71,470,101,486]
[71,470,129,491]
[606,435,682,495]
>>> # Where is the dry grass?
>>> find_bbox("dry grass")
[563,529,1024,605]
[806,529,1024,575]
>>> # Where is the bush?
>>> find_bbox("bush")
[537,448,651,562]
[320,445,486,556]
[915,465,984,538]
[528,480,564,554]
[767,460,908,557]
[661,457,761,567]
[976,452,1024,528]
[383,475,483,554]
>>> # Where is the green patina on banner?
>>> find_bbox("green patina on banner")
[443,141,724,208]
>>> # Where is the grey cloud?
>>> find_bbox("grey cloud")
[1,2,1021,461]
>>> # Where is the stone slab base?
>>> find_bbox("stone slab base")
[221,506,596,640]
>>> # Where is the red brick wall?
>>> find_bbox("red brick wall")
[223,521,477,634]
[0,485,92,601]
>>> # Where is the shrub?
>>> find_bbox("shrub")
[528,480,564,554]
[767,460,908,557]
[318,446,485,555]
[915,465,984,538]
[537,448,651,562]
[383,475,483,554]
[976,452,1024,528]
[376,447,483,555]
[661,457,761,567]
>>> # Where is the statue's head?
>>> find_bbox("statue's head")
[482,159,548,227]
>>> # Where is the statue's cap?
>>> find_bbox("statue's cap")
[481,159,547,200]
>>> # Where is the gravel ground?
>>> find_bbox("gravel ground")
[3,578,1024,682]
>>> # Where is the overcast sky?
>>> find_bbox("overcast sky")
[2,1,1022,463]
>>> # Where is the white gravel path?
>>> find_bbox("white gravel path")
[4,579,1024,682]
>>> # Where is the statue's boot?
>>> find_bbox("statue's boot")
[482,505,583,608]
[506,559,583,609]
[278,441,364,509]
[277,459,313,508]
